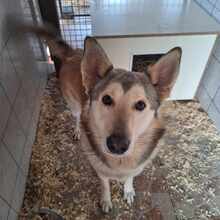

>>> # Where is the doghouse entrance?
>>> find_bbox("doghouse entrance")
[132,53,164,73]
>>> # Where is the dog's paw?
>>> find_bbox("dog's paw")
[124,190,135,205]
[100,200,112,213]
[73,127,80,140]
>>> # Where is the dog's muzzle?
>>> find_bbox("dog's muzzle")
[106,134,130,155]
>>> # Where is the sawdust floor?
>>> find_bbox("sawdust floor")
[19,73,220,220]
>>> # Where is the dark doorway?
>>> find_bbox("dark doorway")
[132,54,164,73]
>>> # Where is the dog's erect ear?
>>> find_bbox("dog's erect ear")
[148,47,182,100]
[81,37,113,94]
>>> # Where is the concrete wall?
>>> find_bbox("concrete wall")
[0,0,49,219]
[195,0,220,131]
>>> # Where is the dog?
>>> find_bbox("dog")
[25,26,181,212]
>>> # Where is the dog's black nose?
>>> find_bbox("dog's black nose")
[106,134,130,155]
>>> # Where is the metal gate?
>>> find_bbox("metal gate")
[22,0,47,61]
[56,0,91,48]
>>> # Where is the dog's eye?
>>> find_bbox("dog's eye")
[135,100,146,111]
[102,95,113,106]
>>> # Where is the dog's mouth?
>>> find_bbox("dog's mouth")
[104,146,131,157]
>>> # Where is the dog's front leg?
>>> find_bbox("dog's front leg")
[99,175,112,213]
[63,95,81,140]
[124,177,135,205]
[72,111,81,140]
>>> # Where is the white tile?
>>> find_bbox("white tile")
[11,171,26,212]
[6,35,27,81]
[209,0,217,5]
[2,110,26,163]
[0,197,10,220]
[0,85,11,139]
[212,7,220,22]
[20,134,33,177]
[0,140,18,203]
[0,1,9,52]
[215,0,220,10]
[214,87,220,112]
[202,56,220,98]
[208,102,220,131]
[0,48,21,105]
[13,86,32,135]
[213,36,220,61]
[7,208,18,220]
[201,0,214,14]
[196,84,211,111]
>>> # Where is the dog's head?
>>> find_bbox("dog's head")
[81,37,181,157]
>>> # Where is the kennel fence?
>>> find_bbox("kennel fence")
[56,0,91,48]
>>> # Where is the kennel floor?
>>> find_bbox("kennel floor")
[19,73,220,220]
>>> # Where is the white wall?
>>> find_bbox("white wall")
[98,34,216,100]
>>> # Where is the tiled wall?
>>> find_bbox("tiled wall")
[0,0,49,219]
[195,0,220,131]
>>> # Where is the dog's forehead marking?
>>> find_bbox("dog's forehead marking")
[102,82,124,98]
[112,69,140,92]
[124,84,146,99]
[92,68,160,109]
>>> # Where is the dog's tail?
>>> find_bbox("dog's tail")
[22,24,74,62]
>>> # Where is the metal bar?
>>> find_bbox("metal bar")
[28,0,47,61]
[38,0,61,33]
[38,0,62,74]
[72,14,90,17]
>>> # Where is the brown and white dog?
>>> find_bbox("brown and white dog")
[27,26,181,212]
